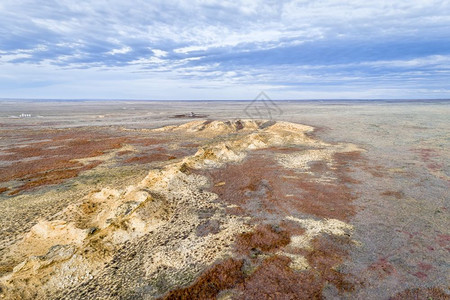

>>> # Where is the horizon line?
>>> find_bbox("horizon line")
[1,98,450,102]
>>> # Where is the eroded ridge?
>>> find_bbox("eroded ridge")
[0,120,365,299]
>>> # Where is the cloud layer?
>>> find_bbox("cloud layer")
[1,0,450,99]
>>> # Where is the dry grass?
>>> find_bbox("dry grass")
[390,287,449,300]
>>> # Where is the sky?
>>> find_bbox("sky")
[1,0,450,100]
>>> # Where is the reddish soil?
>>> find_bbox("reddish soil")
[0,187,9,194]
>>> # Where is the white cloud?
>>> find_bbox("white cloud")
[107,46,132,55]
[0,53,31,63]
[151,49,168,57]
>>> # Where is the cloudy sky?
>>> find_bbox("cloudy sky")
[1,0,450,100]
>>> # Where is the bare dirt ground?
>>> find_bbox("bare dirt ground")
[0,100,448,299]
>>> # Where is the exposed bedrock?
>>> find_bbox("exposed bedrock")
[0,120,367,299]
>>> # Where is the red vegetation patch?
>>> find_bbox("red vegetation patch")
[333,151,363,184]
[305,235,355,292]
[164,235,355,299]
[170,144,363,298]
[0,129,130,194]
[124,153,175,164]
[285,180,356,220]
[236,255,316,299]
[381,191,404,199]
[309,160,330,173]
[304,125,329,139]
[119,142,198,165]
[121,147,193,165]
[368,257,397,279]
[237,242,354,299]
[235,224,291,255]
[128,138,170,147]
[117,150,134,156]
[359,163,386,178]
[412,271,428,279]
[411,148,446,174]
[427,162,443,171]
[8,161,102,195]
[436,234,450,249]
[0,126,196,194]
[390,287,449,300]
[200,147,360,221]
[236,235,354,299]
[0,157,79,183]
[162,258,245,300]
[411,148,438,162]
[0,134,125,181]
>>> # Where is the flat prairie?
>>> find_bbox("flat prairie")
[0,99,448,299]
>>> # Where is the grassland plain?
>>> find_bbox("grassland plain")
[0,100,448,299]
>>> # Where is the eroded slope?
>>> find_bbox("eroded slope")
[1,120,365,299]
